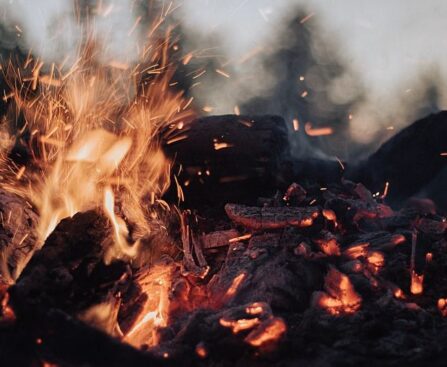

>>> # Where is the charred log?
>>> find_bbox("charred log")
[163,114,291,208]
[224,203,320,230]
[0,189,38,283]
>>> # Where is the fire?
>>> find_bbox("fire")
[0,17,194,277]
[0,5,194,352]
[103,187,139,264]
[124,263,175,348]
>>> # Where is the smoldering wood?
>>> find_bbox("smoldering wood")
[200,229,239,249]
[164,112,447,212]
[224,203,320,230]
[4,112,447,366]
[0,189,38,283]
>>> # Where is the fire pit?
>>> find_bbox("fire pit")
[1,2,447,367]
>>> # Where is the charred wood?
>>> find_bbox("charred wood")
[0,189,38,283]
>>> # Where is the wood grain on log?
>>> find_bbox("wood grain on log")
[0,189,38,283]
[225,203,320,230]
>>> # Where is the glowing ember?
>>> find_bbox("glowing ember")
[394,287,405,299]
[366,251,385,272]
[195,342,208,359]
[246,302,267,315]
[343,243,368,259]
[438,298,447,317]
[224,272,247,300]
[304,122,334,136]
[124,263,175,348]
[322,209,337,222]
[314,267,362,315]
[244,317,287,347]
[220,317,261,334]
[228,234,252,243]
[292,118,300,131]
[214,141,234,151]
[410,271,424,295]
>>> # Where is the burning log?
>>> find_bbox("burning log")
[224,203,319,230]
[0,189,39,283]
[9,210,130,322]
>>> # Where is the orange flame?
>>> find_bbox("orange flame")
[124,263,175,348]
[0,21,194,277]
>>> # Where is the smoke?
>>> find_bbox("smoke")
[0,0,146,66]
[1,0,447,161]
[176,0,447,160]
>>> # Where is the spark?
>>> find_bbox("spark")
[127,16,142,36]
[292,118,299,131]
[336,157,345,171]
[380,181,390,199]
[305,123,334,136]
[216,69,231,78]
[229,234,252,243]
[166,135,189,145]
[214,142,233,150]
[183,53,193,65]
[300,12,315,24]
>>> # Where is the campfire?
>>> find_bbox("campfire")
[2,3,447,367]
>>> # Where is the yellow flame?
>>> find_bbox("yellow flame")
[103,187,139,264]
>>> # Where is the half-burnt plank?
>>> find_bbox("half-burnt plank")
[225,203,319,230]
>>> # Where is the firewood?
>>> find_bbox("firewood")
[10,210,131,320]
[163,114,290,207]
[0,189,38,283]
[224,203,319,230]
[200,229,240,249]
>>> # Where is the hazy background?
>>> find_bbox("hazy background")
[0,0,446,160]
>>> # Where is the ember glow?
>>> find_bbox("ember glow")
[314,267,362,315]
[124,263,175,348]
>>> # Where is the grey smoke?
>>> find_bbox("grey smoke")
[0,0,446,160]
